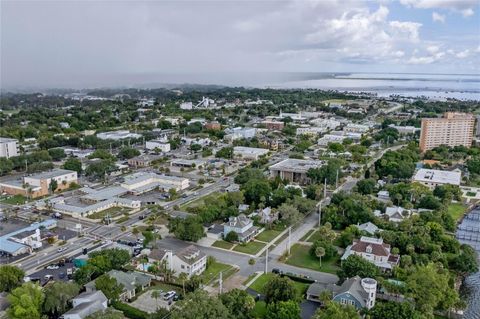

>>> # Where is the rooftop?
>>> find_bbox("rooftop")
[413,168,462,185]
[269,159,324,173]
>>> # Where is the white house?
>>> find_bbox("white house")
[149,245,207,278]
[60,291,108,319]
[341,236,400,271]
[224,214,259,242]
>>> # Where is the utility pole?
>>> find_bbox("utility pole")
[264,247,268,274]
[318,201,322,227]
[219,271,223,294]
[25,159,28,174]
[335,169,339,189]
[324,178,327,199]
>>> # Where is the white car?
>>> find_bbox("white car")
[46,265,59,270]
[163,291,176,300]
[57,247,67,253]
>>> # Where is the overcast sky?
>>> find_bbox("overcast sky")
[1,0,479,89]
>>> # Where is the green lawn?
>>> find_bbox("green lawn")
[201,261,233,285]
[249,273,308,299]
[243,273,258,286]
[447,203,467,222]
[255,229,282,242]
[0,195,28,205]
[252,301,267,318]
[212,240,234,250]
[284,244,340,274]
[180,192,223,210]
[233,241,266,255]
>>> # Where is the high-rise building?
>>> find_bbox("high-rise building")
[419,112,475,152]
[0,138,19,158]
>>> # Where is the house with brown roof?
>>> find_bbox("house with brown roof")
[341,236,399,271]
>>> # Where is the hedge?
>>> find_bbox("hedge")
[112,301,148,319]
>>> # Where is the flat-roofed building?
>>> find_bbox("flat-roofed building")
[0,137,19,158]
[127,154,162,167]
[296,127,327,136]
[412,168,461,190]
[262,120,284,131]
[145,139,171,152]
[97,130,142,141]
[344,124,370,134]
[233,146,269,160]
[269,159,324,184]
[0,169,77,198]
[121,172,189,194]
[419,112,475,152]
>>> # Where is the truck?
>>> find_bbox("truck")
[66,268,73,278]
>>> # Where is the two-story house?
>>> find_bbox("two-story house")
[85,270,151,301]
[223,214,259,242]
[60,291,108,319]
[148,245,207,278]
[341,236,399,271]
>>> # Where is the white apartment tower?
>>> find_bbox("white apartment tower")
[419,112,475,152]
[0,138,19,158]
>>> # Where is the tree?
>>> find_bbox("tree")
[338,255,379,280]
[86,308,124,319]
[95,274,124,302]
[178,273,188,295]
[356,179,376,195]
[49,178,58,193]
[241,178,272,207]
[220,289,255,319]
[369,301,417,319]
[216,147,233,159]
[85,159,116,179]
[307,159,342,185]
[42,282,80,317]
[312,301,359,319]
[151,290,161,310]
[406,263,459,315]
[63,157,82,174]
[0,157,14,176]
[171,290,232,319]
[266,300,301,319]
[7,283,44,319]
[278,203,302,226]
[225,231,239,243]
[185,274,202,292]
[118,147,140,159]
[264,276,297,304]
[48,148,66,161]
[315,246,326,267]
[0,265,25,292]
[168,216,205,242]
[327,142,345,153]
[190,144,202,152]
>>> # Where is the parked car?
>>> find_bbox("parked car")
[46,265,59,270]
[44,274,53,280]
[272,268,280,274]
[163,291,176,300]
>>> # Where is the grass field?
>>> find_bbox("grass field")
[255,229,282,242]
[201,261,233,285]
[249,273,309,299]
[87,206,130,220]
[252,301,267,318]
[243,273,258,286]
[284,244,340,274]
[447,203,467,222]
[0,195,28,205]
[233,241,266,255]
[180,192,223,210]
[212,240,234,250]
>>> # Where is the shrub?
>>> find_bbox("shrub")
[112,301,148,319]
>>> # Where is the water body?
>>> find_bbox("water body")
[264,72,480,101]
[456,207,480,318]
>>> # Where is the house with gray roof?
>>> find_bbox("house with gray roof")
[306,276,377,310]
[224,214,259,242]
[357,222,380,235]
[0,219,56,256]
[85,270,151,301]
[60,291,107,319]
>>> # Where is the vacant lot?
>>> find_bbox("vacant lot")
[212,240,234,250]
[447,203,467,222]
[255,229,282,242]
[233,241,266,255]
[284,244,340,274]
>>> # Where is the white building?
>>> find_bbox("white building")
[149,245,207,278]
[0,137,19,158]
[233,146,269,160]
[180,102,193,110]
[413,168,462,190]
[146,140,171,152]
[341,236,400,271]
[344,124,370,134]
[269,159,324,184]
[121,172,189,194]
[224,127,256,141]
[310,118,341,130]
[97,130,142,141]
[388,124,419,135]
[296,127,327,136]
[224,214,259,242]
[318,134,348,146]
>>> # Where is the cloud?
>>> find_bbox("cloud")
[400,0,477,16]
[432,11,446,23]
[455,49,471,58]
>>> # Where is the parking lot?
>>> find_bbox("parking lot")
[130,288,177,313]
[28,261,75,286]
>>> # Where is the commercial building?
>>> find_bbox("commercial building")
[97,130,142,141]
[121,172,189,194]
[262,120,284,131]
[0,169,78,198]
[233,146,269,160]
[318,134,348,146]
[296,127,327,136]
[412,168,462,189]
[419,112,475,152]
[388,124,419,135]
[127,154,162,167]
[269,159,324,184]
[145,139,171,152]
[204,121,222,130]
[0,137,19,158]
[341,236,400,271]
[224,127,256,141]
[0,220,57,256]
[306,276,377,310]
[180,102,193,110]
[344,124,370,134]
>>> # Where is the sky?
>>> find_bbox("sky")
[1,0,479,89]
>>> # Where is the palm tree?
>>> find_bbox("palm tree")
[178,273,188,295]
[151,290,161,310]
[315,247,325,268]
[132,227,140,240]
[319,290,332,306]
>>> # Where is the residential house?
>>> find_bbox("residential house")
[85,270,151,301]
[259,207,278,224]
[148,245,207,278]
[306,276,377,310]
[60,291,108,319]
[224,214,259,242]
[341,236,400,271]
[376,206,413,223]
[357,222,380,235]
